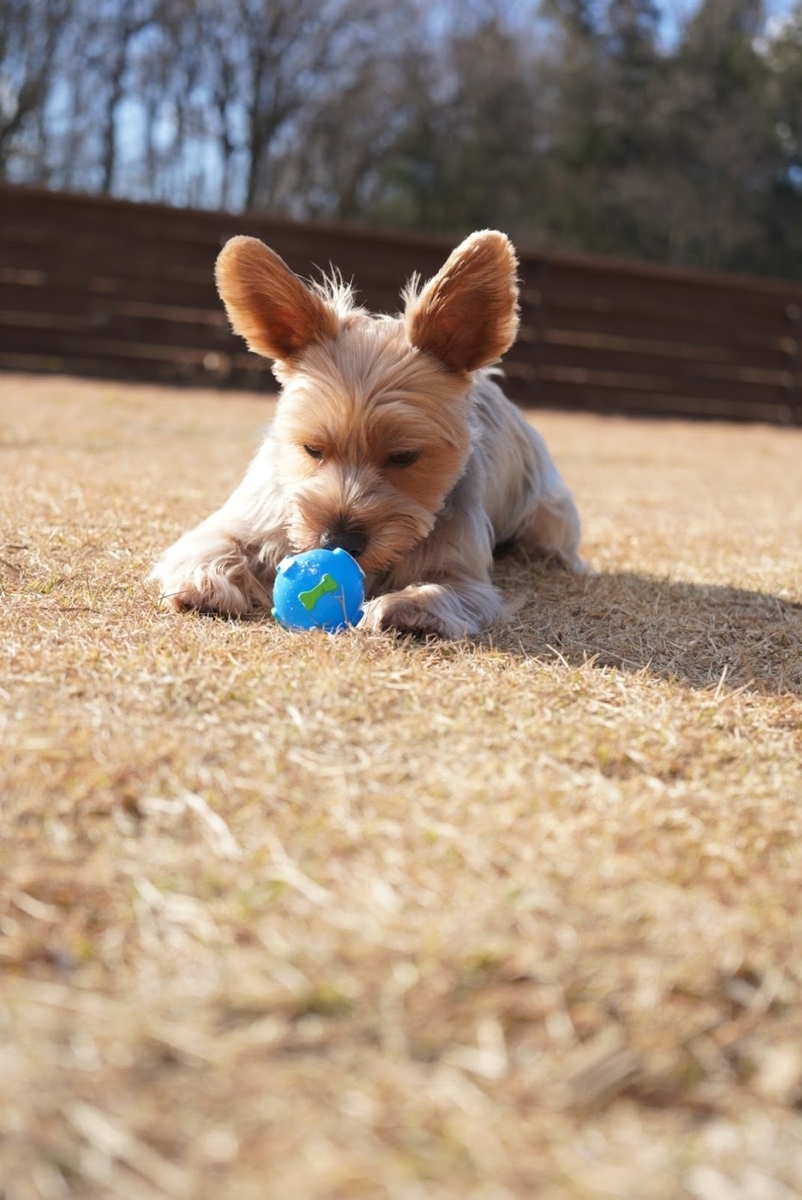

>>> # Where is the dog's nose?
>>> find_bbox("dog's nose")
[319,526,368,560]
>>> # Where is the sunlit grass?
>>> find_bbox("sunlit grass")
[1,372,801,1198]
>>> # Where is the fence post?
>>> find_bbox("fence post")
[786,301,802,426]
[520,259,548,410]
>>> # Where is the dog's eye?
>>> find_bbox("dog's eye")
[303,445,324,460]
[386,450,420,468]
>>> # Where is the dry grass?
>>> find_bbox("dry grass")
[1,371,801,1200]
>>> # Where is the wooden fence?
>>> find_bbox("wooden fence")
[2,185,801,424]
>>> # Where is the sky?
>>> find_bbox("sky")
[659,0,799,45]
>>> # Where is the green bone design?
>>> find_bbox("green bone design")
[298,573,338,611]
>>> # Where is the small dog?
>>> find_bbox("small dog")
[149,230,583,638]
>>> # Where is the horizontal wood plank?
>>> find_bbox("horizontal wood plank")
[1,184,801,424]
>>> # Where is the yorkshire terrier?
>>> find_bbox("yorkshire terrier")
[148,230,583,638]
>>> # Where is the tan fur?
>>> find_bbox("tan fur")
[215,236,339,359]
[405,230,520,372]
[149,231,584,638]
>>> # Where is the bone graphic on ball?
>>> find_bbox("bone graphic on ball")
[298,572,338,612]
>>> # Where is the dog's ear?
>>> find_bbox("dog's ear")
[215,236,339,360]
[404,230,519,373]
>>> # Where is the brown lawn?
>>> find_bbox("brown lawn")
[1,371,801,1200]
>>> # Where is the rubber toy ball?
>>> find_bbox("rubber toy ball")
[271,547,365,632]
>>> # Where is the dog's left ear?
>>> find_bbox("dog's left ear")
[215,236,339,361]
[404,230,519,373]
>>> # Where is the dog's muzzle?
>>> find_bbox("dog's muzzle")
[319,525,368,560]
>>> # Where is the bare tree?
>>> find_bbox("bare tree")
[3,0,802,282]
[93,0,161,194]
[217,0,399,211]
[0,0,71,179]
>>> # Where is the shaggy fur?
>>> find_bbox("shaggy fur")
[148,230,584,638]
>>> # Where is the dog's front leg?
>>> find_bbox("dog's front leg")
[149,516,280,615]
[360,479,506,639]
[361,575,506,640]
[149,446,289,616]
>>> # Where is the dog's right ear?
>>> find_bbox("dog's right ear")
[215,236,339,361]
[404,230,519,373]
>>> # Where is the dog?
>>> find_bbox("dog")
[148,229,584,639]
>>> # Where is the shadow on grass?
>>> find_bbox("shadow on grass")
[492,562,802,697]
[192,560,801,698]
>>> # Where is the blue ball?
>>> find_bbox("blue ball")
[272,548,365,632]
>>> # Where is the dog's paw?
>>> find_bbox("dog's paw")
[361,589,467,640]
[361,598,449,639]
[148,563,252,616]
